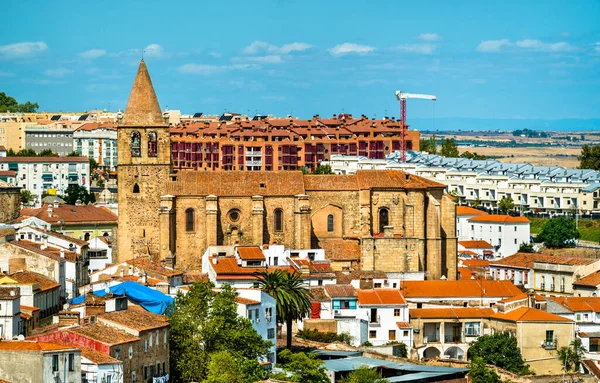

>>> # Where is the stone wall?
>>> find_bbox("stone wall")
[0,185,20,223]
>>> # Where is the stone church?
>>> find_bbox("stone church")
[117,60,458,279]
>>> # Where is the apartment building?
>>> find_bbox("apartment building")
[0,156,90,195]
[73,123,118,170]
[235,289,277,364]
[25,124,76,156]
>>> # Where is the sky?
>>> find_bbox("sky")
[1,0,599,125]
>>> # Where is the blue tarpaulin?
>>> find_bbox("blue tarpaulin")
[70,281,174,314]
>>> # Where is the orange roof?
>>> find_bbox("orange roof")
[396,322,412,328]
[491,252,597,268]
[456,206,488,216]
[210,257,295,280]
[21,204,118,225]
[71,323,139,345]
[459,250,478,256]
[551,297,600,313]
[325,284,357,298]
[468,215,530,224]
[357,289,406,305]
[574,270,600,287]
[401,280,521,298]
[20,305,40,311]
[0,341,79,352]
[460,259,490,267]
[458,240,494,249]
[126,257,183,276]
[491,307,572,323]
[498,292,546,304]
[9,271,61,291]
[237,247,266,261]
[410,307,495,319]
[236,296,261,306]
[98,307,168,332]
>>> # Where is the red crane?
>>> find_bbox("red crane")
[395,90,437,162]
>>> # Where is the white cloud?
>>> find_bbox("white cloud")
[246,55,283,64]
[418,33,440,42]
[0,41,48,59]
[78,49,106,59]
[515,39,573,52]
[477,39,511,52]
[595,42,600,54]
[178,64,228,75]
[393,44,435,55]
[208,52,221,58]
[144,44,164,58]
[242,41,312,55]
[43,68,73,77]
[329,43,375,56]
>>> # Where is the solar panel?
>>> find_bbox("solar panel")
[193,112,203,118]
[78,114,89,121]
[51,115,61,121]
[252,114,264,121]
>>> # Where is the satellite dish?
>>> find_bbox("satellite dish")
[10,290,15,296]
[17,335,25,340]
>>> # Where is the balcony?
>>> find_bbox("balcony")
[540,283,545,291]
[544,339,557,350]
[245,160,262,167]
[246,151,262,157]
[368,314,381,327]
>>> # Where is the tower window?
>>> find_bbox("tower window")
[148,132,157,157]
[274,209,283,231]
[131,131,141,157]
[133,183,140,193]
[185,208,195,232]
[327,214,334,232]
[379,208,389,233]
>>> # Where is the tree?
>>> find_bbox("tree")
[66,151,81,157]
[0,92,39,113]
[20,190,34,205]
[89,158,99,172]
[339,366,386,383]
[313,164,333,174]
[468,332,531,375]
[557,338,585,373]
[498,196,515,214]
[255,270,312,349]
[60,184,96,205]
[578,144,600,170]
[468,357,501,383]
[202,351,247,383]
[440,138,459,157]
[536,216,580,248]
[271,349,330,383]
[168,282,271,383]
[38,149,57,157]
[472,197,481,208]
[14,149,37,157]
[419,135,437,154]
[460,151,486,160]
[518,242,535,253]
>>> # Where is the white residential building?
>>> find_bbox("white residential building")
[0,286,21,340]
[235,289,277,364]
[73,124,118,170]
[86,236,113,272]
[0,156,90,196]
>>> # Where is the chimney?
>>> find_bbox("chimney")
[75,199,82,206]
[527,289,535,308]
[120,268,124,277]
[129,266,133,276]
[47,206,53,218]
[53,201,59,208]
[60,249,65,259]
[212,258,218,265]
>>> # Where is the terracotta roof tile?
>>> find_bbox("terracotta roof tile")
[126,257,183,277]
[210,256,295,280]
[551,297,600,313]
[410,307,495,319]
[70,323,139,345]
[458,240,494,249]
[396,322,412,328]
[20,305,40,312]
[468,215,530,223]
[22,226,88,246]
[491,252,597,268]
[325,284,357,298]
[323,239,361,261]
[0,341,79,352]
[237,247,266,261]
[357,289,406,305]
[303,175,359,191]
[9,270,60,291]
[0,156,88,164]
[456,206,488,216]
[491,307,572,322]
[356,170,445,190]
[98,307,168,332]
[75,123,116,132]
[335,270,387,284]
[310,287,328,301]
[236,297,261,306]
[574,270,600,287]
[21,204,117,225]
[401,280,521,298]
[78,345,121,365]
[498,292,546,304]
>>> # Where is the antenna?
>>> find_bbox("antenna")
[142,49,145,59]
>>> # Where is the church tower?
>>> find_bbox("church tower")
[116,59,171,262]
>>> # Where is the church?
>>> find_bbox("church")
[117,60,458,280]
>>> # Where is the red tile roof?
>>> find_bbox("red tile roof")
[0,156,88,163]
[456,206,488,216]
[335,270,387,284]
[98,307,168,332]
[22,226,88,246]
[401,280,522,298]
[491,307,572,323]
[574,270,600,287]
[357,289,406,305]
[237,247,266,261]
[458,240,494,249]
[498,292,546,304]
[236,297,261,306]
[410,307,495,319]
[551,297,600,313]
[210,256,295,280]
[21,204,118,225]
[9,270,60,292]
[325,284,357,298]
[126,257,183,276]
[468,215,530,223]
[396,322,412,328]
[70,323,139,345]
[0,341,79,352]
[491,252,597,268]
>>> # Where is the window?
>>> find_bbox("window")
[149,333,153,347]
[379,208,389,233]
[274,209,283,231]
[144,366,148,380]
[499,226,502,232]
[374,283,382,288]
[369,330,376,339]
[132,371,137,383]
[133,183,140,194]
[144,339,148,352]
[52,354,59,372]
[163,362,166,375]
[185,208,195,232]
[129,346,133,359]
[268,328,275,339]
[68,353,74,371]
[148,132,157,157]
[389,330,396,340]
[130,131,141,157]
[164,329,167,344]
[514,226,517,231]
[403,330,409,337]
[545,330,555,349]
[156,330,159,346]
[394,309,401,317]
[327,214,334,232]
[465,322,481,336]
[514,238,517,244]
[333,299,356,310]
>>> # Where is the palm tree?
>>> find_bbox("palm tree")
[255,270,312,349]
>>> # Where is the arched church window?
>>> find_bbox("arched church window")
[131,131,141,157]
[148,132,158,157]
[133,183,140,194]
[327,214,334,232]
[274,209,283,231]
[379,208,389,233]
[186,208,195,232]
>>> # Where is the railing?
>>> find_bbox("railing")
[368,315,381,325]
[544,339,557,350]
[540,283,545,291]
[246,151,262,157]
[245,160,262,167]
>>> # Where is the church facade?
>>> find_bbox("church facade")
[117,60,458,279]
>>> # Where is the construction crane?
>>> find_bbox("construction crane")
[395,90,437,162]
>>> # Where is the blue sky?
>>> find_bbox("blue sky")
[1,0,599,124]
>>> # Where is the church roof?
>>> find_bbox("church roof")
[121,59,166,127]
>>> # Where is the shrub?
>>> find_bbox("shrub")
[297,328,352,345]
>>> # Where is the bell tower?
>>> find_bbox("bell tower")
[116,59,171,262]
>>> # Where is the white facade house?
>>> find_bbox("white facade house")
[0,156,90,196]
[0,286,21,340]
[86,236,113,273]
[80,349,123,383]
[73,124,118,170]
[235,289,277,365]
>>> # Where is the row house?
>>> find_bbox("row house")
[573,270,600,297]
[73,123,118,170]
[7,271,61,322]
[169,115,420,172]
[490,252,600,296]
[235,288,277,365]
[0,285,21,339]
[457,240,494,259]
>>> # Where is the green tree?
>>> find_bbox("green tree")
[468,357,501,383]
[312,164,333,174]
[557,338,586,373]
[66,151,81,157]
[89,158,99,172]
[440,138,459,157]
[468,332,531,375]
[15,149,38,157]
[20,190,34,205]
[339,366,386,383]
[578,144,600,170]
[536,216,580,248]
[0,92,38,113]
[419,135,437,154]
[271,349,330,383]
[498,196,515,214]
[255,270,311,350]
[60,184,95,205]
[38,149,57,157]
[472,197,481,208]
[518,242,535,253]
[460,151,486,160]
[96,177,105,188]
[168,282,271,383]
[202,351,247,383]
